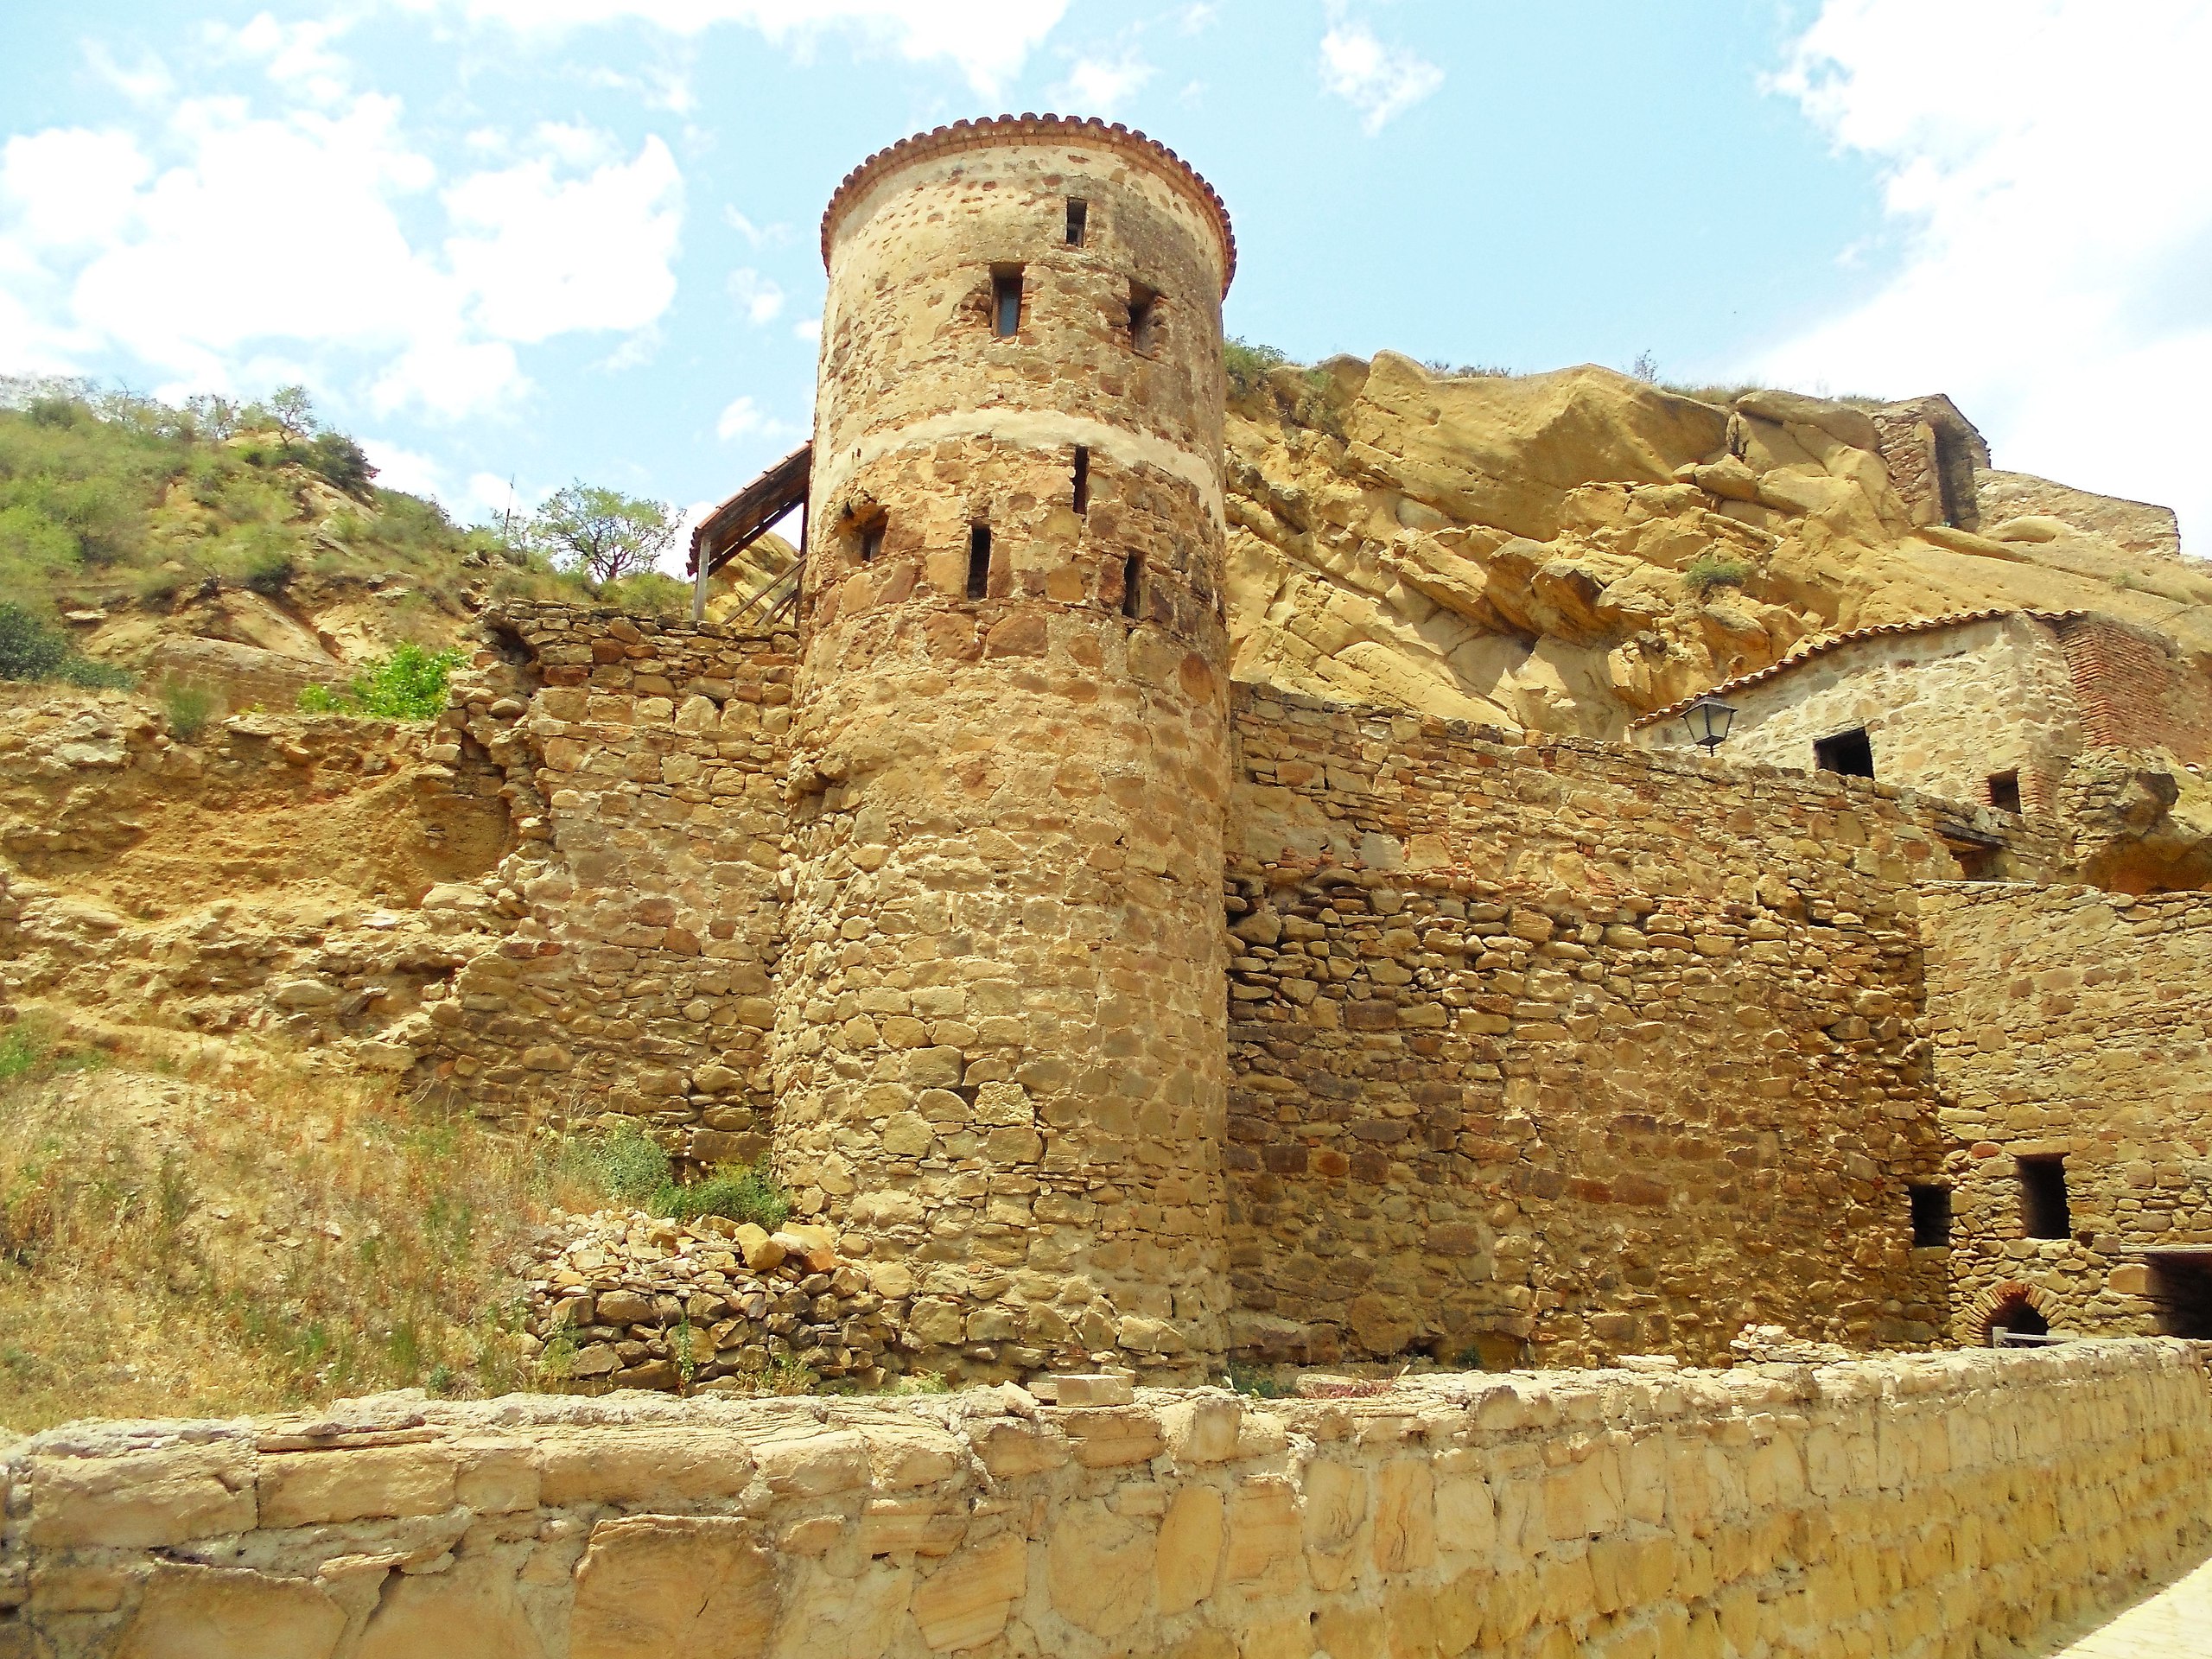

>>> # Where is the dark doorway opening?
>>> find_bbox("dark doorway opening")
[1121,552,1144,620]
[1987,1294,2050,1346]
[1988,770,2023,814]
[2018,1156,2070,1240]
[1128,282,1160,355]
[1909,1185,1952,1248]
[1072,445,1090,514]
[1065,198,1088,246]
[2147,1256,2212,1338]
[1814,727,1875,779]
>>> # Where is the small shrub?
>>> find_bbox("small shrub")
[305,431,376,495]
[296,642,460,721]
[1681,551,1754,597]
[1224,337,1292,399]
[662,1162,791,1230]
[243,548,296,594]
[1224,1359,1284,1398]
[1630,349,1660,384]
[161,680,219,741]
[554,1123,671,1210]
[0,603,131,689]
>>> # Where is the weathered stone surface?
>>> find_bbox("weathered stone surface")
[31,1440,255,1548]
[569,1515,776,1659]
[4,1352,2208,1659]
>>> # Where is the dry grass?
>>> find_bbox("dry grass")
[0,1022,584,1430]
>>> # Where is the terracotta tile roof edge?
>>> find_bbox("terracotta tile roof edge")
[1628,608,2087,729]
[819,114,1236,296]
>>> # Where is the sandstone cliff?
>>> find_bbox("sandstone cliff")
[1224,353,2205,735]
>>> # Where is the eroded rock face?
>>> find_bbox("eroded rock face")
[1222,355,2208,737]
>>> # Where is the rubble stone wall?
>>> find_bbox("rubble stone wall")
[7,1344,2209,1659]
[1223,688,1986,1370]
[1637,613,2087,823]
[417,603,798,1160]
[1923,882,2212,1343]
[1978,468,2185,558]
[772,122,1237,1384]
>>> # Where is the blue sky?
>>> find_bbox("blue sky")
[3,1,2207,551]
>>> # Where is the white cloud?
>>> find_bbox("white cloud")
[728,266,785,326]
[446,135,683,342]
[1755,0,2212,549]
[725,207,790,246]
[1319,15,1443,134]
[0,38,688,423]
[1055,53,1153,117]
[792,316,822,343]
[715,393,798,442]
[359,437,448,499]
[401,0,1071,98]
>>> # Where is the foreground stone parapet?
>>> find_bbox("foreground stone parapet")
[5,1342,2208,1656]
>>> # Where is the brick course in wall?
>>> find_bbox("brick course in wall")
[2053,613,2212,768]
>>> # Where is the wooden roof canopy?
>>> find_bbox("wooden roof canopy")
[686,442,810,578]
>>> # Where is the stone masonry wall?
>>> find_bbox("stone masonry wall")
[5,1344,2209,1658]
[415,603,798,1165]
[1922,882,2212,1344]
[1224,688,2012,1371]
[775,121,1236,1385]
[1636,613,2087,826]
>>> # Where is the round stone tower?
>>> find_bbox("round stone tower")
[772,116,1236,1382]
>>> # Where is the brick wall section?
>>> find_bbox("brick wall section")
[2055,613,2212,767]
[1922,881,2212,1342]
[7,1346,2209,1658]
[418,603,797,1155]
[1223,688,2012,1370]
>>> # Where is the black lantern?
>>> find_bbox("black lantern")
[1682,695,1736,753]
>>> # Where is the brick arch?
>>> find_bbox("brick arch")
[1973,1281,2050,1345]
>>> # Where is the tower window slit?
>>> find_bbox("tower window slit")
[1128,283,1160,355]
[1065,198,1088,245]
[1909,1185,1951,1248]
[1072,446,1090,514]
[1988,769,2022,814]
[991,267,1023,338]
[1121,552,1143,620]
[968,524,993,600]
[858,522,884,563]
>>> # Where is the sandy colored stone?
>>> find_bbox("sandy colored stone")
[31,1442,256,1548]
[111,1565,346,1659]
[569,1515,776,1659]
[909,1532,1027,1652]
[257,1446,457,1529]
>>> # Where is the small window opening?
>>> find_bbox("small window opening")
[1909,1185,1952,1248]
[967,524,993,600]
[991,267,1023,338]
[1065,198,1088,246]
[1128,282,1160,356]
[1987,1294,2050,1346]
[2147,1258,2212,1339]
[1813,727,1875,779]
[1987,770,2023,814]
[857,521,885,563]
[2018,1156,2070,1240]
[1072,446,1090,515]
[1120,552,1143,620]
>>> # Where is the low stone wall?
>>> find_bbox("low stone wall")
[4,1344,2208,1657]
[1923,882,2212,1343]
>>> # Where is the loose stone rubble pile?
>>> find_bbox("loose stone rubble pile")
[519,1213,911,1391]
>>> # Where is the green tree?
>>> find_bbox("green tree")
[527,483,678,585]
